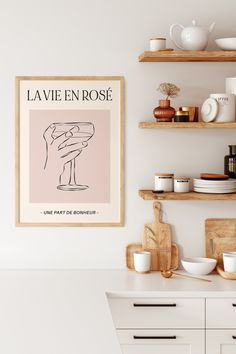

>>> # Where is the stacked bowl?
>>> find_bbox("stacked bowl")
[193,178,236,194]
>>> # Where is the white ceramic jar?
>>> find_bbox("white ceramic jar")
[133,251,151,273]
[223,253,236,272]
[155,173,174,192]
[174,177,190,193]
[150,38,166,51]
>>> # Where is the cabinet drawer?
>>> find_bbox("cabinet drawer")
[117,329,205,354]
[206,298,236,328]
[108,298,205,329]
[206,330,236,353]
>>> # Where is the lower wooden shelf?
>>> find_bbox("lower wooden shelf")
[139,122,236,129]
[139,190,236,201]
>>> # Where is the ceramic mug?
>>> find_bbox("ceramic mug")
[223,253,236,272]
[201,93,235,122]
[133,251,151,273]
[150,38,166,51]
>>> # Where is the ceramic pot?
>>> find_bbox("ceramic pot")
[153,100,175,122]
[170,19,215,51]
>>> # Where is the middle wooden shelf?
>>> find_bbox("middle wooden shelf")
[139,190,236,201]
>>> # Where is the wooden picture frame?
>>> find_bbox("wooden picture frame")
[16,76,124,227]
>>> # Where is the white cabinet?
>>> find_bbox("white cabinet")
[206,299,236,353]
[206,298,236,328]
[108,294,236,354]
[207,330,236,354]
[108,297,205,328]
[108,296,205,354]
[118,329,205,354]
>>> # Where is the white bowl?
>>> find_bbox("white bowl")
[215,38,236,51]
[181,257,216,275]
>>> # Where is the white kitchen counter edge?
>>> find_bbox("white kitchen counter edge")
[105,270,236,298]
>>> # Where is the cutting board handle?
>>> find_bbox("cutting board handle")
[153,202,162,224]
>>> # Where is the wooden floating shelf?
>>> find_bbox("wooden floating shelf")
[139,51,236,62]
[139,122,236,129]
[139,190,236,201]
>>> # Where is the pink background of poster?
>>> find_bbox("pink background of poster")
[30,110,110,203]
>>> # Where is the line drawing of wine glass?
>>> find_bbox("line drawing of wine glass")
[44,121,95,191]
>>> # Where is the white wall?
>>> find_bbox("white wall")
[0,0,236,268]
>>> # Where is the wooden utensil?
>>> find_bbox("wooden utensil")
[205,218,236,267]
[161,270,212,282]
[126,243,179,270]
[143,202,172,271]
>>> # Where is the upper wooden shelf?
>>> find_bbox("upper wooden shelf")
[139,51,236,62]
[139,122,236,129]
[139,190,236,201]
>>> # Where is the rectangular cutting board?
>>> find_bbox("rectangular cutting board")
[126,242,179,271]
[205,218,236,266]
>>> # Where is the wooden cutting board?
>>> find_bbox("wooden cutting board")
[205,218,236,266]
[143,202,172,271]
[126,242,179,271]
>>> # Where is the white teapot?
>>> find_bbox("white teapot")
[170,19,215,51]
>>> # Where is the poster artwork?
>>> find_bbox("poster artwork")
[16,77,124,226]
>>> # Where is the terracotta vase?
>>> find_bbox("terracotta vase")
[153,100,175,122]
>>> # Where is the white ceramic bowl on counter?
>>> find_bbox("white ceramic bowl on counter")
[215,38,236,50]
[181,257,217,275]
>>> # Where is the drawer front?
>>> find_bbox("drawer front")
[206,298,236,328]
[117,329,205,354]
[108,298,205,329]
[206,330,236,353]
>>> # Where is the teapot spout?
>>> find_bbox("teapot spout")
[208,22,215,33]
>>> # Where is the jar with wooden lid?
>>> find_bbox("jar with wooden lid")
[174,177,191,193]
[155,173,174,192]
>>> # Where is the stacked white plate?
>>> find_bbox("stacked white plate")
[193,178,236,194]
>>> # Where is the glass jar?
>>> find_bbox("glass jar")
[225,145,236,179]
[174,110,189,122]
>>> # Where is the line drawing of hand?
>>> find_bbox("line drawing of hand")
[43,123,88,188]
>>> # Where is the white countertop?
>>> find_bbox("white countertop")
[103,270,236,298]
[0,270,235,354]
[0,269,235,297]
[0,269,234,297]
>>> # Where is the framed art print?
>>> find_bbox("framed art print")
[16,76,124,226]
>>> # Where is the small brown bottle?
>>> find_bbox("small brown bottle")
[225,145,236,179]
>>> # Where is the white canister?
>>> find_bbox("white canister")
[133,251,151,273]
[174,177,190,193]
[155,173,174,192]
[150,38,166,51]
[201,93,236,123]
[210,93,235,122]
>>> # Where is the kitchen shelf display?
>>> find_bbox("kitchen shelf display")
[138,48,236,203]
[139,51,236,62]
[139,190,236,201]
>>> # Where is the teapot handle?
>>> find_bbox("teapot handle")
[170,23,185,50]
